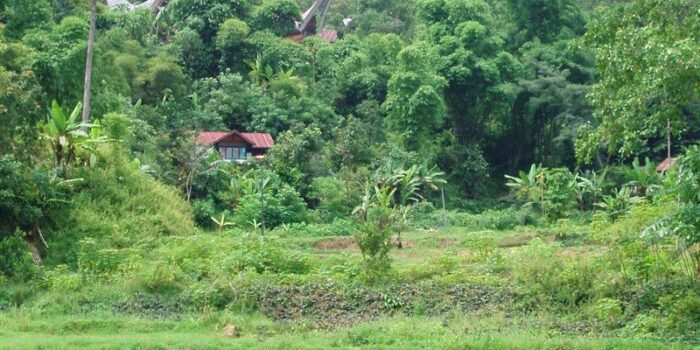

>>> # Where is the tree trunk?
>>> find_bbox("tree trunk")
[82,0,97,126]
[26,241,42,264]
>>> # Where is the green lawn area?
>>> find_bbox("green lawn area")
[1,224,697,349]
[0,314,691,350]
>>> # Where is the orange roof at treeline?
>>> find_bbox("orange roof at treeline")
[288,29,338,43]
[197,131,275,149]
[656,157,677,172]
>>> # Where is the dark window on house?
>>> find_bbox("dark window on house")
[219,147,247,161]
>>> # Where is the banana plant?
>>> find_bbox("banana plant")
[42,100,101,167]
[211,213,234,233]
[625,157,661,197]
[246,55,274,89]
[505,164,545,211]
[595,187,644,220]
[575,168,608,210]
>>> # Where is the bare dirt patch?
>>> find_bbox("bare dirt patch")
[314,237,357,250]
[437,237,459,248]
[498,232,537,248]
[314,237,415,250]
[557,245,608,259]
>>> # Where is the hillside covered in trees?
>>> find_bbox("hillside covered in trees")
[1,0,699,349]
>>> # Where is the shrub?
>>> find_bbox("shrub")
[658,292,700,334]
[231,170,307,229]
[191,198,217,228]
[233,190,306,229]
[511,239,595,309]
[592,298,623,326]
[137,260,187,293]
[413,207,535,230]
[273,219,361,237]
[309,176,359,220]
[0,230,36,281]
[355,206,393,281]
[506,165,577,220]
[232,235,310,274]
[77,238,142,276]
[42,265,83,292]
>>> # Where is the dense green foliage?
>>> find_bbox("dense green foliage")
[1,0,699,348]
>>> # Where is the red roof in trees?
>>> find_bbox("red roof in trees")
[197,131,275,149]
[287,29,338,43]
[318,29,338,42]
[656,157,677,172]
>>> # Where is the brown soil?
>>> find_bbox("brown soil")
[498,232,537,248]
[394,237,415,249]
[440,238,459,248]
[314,237,414,250]
[557,245,608,259]
[220,324,239,337]
[314,237,358,250]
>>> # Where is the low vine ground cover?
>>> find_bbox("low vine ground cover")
[0,211,697,349]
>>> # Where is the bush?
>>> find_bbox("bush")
[231,170,307,229]
[77,238,143,277]
[273,219,361,237]
[412,207,535,230]
[137,260,187,293]
[42,265,83,292]
[658,292,700,334]
[309,176,359,221]
[591,298,623,326]
[0,231,36,281]
[355,206,393,281]
[231,235,310,274]
[191,198,217,228]
[506,165,577,221]
[511,239,595,310]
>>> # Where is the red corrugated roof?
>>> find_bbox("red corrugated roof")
[240,132,275,148]
[318,29,338,42]
[656,157,676,172]
[197,131,275,149]
[198,132,228,146]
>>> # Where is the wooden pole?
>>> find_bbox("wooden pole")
[441,187,446,227]
[260,179,266,237]
[667,118,672,159]
[82,0,97,126]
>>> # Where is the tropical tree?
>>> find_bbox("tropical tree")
[577,0,700,161]
[384,43,447,154]
[368,163,446,248]
[506,164,576,219]
[624,157,661,197]
[595,186,643,220]
[574,167,608,210]
[506,164,545,208]
[42,101,96,166]
[246,55,275,90]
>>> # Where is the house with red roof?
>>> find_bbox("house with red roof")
[198,131,275,163]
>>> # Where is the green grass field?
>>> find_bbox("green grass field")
[1,222,697,349]
[0,313,692,350]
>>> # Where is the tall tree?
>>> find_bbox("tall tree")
[82,0,96,124]
[577,0,700,162]
[384,42,446,154]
